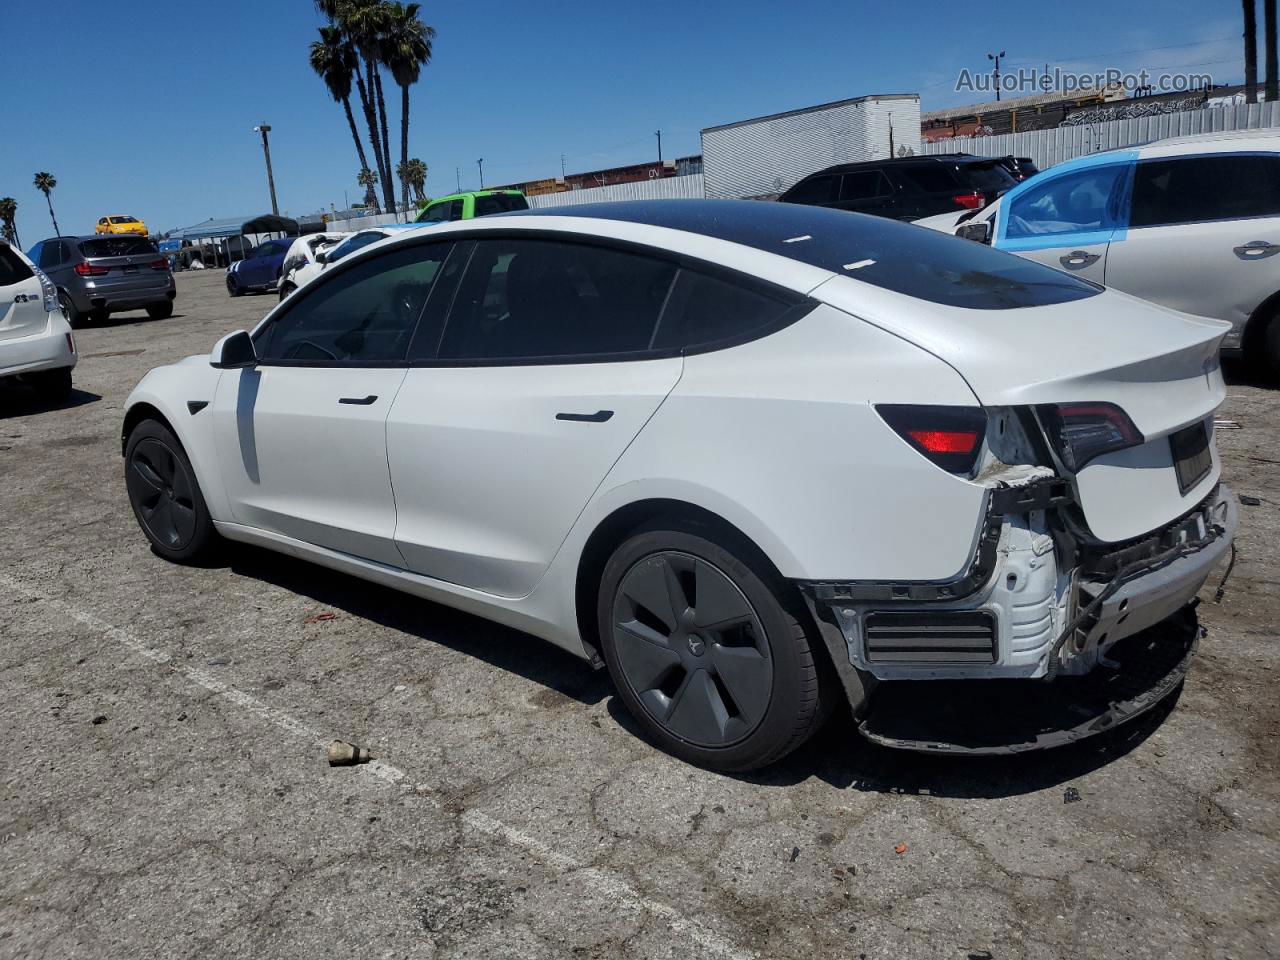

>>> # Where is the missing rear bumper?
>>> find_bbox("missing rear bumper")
[856,606,1199,754]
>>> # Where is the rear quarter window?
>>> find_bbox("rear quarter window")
[653,269,806,351]
[474,194,529,216]
[0,246,34,286]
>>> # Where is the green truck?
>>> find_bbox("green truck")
[415,190,529,224]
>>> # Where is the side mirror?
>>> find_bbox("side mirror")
[210,330,257,369]
[316,250,329,264]
[957,221,992,244]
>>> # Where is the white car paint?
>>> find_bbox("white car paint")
[922,129,1280,360]
[0,244,76,383]
[278,232,349,297]
[124,202,1234,701]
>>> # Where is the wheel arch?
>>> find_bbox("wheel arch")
[1242,287,1280,358]
[573,498,794,666]
[121,401,177,457]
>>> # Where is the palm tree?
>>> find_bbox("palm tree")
[1246,0,1260,103]
[398,158,428,204]
[1267,0,1279,102]
[33,172,59,237]
[356,167,381,213]
[311,25,374,182]
[382,3,435,210]
[344,0,396,212]
[0,197,19,248]
[316,0,391,210]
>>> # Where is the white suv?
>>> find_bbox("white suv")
[1,242,77,403]
[122,201,1235,770]
[918,130,1280,372]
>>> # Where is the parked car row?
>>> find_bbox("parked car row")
[27,234,175,326]
[0,241,77,402]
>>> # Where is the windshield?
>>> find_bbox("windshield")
[327,231,385,262]
[110,216,139,224]
[474,193,529,216]
[79,237,158,258]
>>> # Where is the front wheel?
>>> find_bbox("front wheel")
[278,281,295,302]
[124,419,218,563]
[226,275,241,297]
[598,528,833,771]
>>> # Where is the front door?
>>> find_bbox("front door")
[387,235,684,598]
[211,239,453,566]
[1102,152,1280,344]
[994,158,1132,285]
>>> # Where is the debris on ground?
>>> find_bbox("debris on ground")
[1064,787,1082,804]
[1215,419,1242,430]
[894,843,908,855]
[789,846,801,862]
[90,715,108,725]
[1239,494,1262,506]
[304,612,338,624]
[327,740,374,766]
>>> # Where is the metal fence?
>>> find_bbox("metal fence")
[325,210,413,232]
[919,101,1280,169]
[528,174,705,207]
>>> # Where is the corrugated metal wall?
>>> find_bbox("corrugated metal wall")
[327,211,411,231]
[527,174,705,207]
[701,97,922,200]
[919,101,1280,169]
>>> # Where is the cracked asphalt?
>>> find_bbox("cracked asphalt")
[1,270,1277,959]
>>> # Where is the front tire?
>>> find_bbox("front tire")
[597,527,832,771]
[226,275,241,297]
[124,419,218,563]
[147,301,174,320]
[278,281,295,302]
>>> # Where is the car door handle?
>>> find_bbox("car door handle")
[1059,250,1100,269]
[1233,240,1280,260]
[556,410,614,423]
[338,395,378,405]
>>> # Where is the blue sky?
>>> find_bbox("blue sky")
[1,0,1245,243]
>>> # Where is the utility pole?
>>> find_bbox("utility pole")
[655,129,663,163]
[455,167,461,192]
[987,51,1006,101]
[253,123,279,215]
[561,153,566,178]
[477,158,484,189]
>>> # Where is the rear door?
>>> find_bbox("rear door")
[387,235,683,597]
[993,157,1132,284]
[1103,152,1280,342]
[0,245,46,342]
[211,240,452,565]
[834,170,899,218]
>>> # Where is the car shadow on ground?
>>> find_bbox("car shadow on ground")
[0,385,101,418]
[227,544,611,706]
[76,311,187,330]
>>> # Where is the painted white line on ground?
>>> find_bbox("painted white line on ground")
[2,574,754,960]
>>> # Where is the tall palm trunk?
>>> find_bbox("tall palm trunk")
[353,65,386,200]
[1267,0,1279,102]
[400,85,411,209]
[342,95,371,182]
[43,193,60,237]
[372,69,396,212]
[1246,0,1260,103]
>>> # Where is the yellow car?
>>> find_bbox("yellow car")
[95,215,148,236]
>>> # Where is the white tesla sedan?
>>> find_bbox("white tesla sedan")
[1,241,77,403]
[122,200,1236,770]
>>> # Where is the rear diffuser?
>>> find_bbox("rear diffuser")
[857,608,1199,755]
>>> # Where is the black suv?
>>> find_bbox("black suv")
[779,154,1018,221]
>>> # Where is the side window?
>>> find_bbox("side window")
[28,242,43,266]
[1130,154,1280,227]
[329,232,384,263]
[652,269,805,351]
[1005,164,1127,239]
[257,243,451,365]
[420,201,449,223]
[437,238,676,361]
[892,165,957,193]
[98,218,108,226]
[786,175,837,204]
[840,171,892,201]
[449,200,465,221]
[38,242,62,269]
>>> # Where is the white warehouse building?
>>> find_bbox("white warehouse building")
[700,93,922,200]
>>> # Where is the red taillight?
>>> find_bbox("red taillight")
[1037,402,1144,471]
[907,429,980,455]
[149,258,169,271]
[877,405,988,475]
[74,262,110,276]
[952,192,984,210]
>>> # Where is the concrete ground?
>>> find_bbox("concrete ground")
[0,270,1276,960]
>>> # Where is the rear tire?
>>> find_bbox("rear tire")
[597,527,832,771]
[28,367,72,404]
[58,291,84,328]
[1263,314,1280,381]
[147,301,174,320]
[124,419,218,563]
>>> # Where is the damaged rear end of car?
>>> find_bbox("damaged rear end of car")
[805,268,1236,754]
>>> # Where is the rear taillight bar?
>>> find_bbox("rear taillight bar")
[952,192,984,210]
[1037,402,1143,471]
[876,404,987,476]
[149,258,169,271]
[74,262,110,277]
